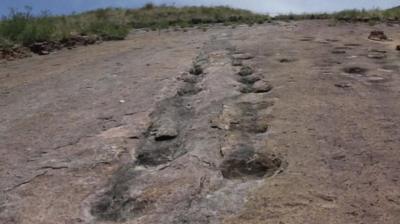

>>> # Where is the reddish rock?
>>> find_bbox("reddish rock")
[0,46,31,60]
[368,30,389,41]
[29,41,60,55]
[60,35,98,48]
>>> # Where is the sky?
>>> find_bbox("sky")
[1,0,399,16]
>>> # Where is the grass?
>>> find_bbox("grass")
[0,5,269,51]
[274,6,400,22]
[333,8,400,22]
[0,7,130,48]
[123,5,268,29]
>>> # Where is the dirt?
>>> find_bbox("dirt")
[1,20,400,224]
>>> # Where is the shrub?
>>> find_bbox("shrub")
[0,8,33,42]
[0,8,56,46]
[84,20,129,40]
[20,17,56,45]
[0,37,13,49]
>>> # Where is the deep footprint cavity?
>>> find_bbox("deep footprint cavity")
[220,145,282,179]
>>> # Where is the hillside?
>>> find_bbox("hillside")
[0,5,268,52]
[389,5,400,10]
[275,6,400,21]
[2,4,400,60]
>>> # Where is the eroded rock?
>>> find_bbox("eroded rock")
[90,168,148,222]
[212,101,272,133]
[61,35,98,48]
[343,66,368,75]
[178,72,199,84]
[189,52,208,75]
[232,58,243,66]
[238,66,254,76]
[136,141,185,166]
[252,80,273,93]
[220,146,282,179]
[368,30,389,41]
[30,42,61,55]
[0,46,30,60]
[151,117,178,141]
[135,97,192,166]
[238,74,262,85]
[177,84,202,96]
[189,63,204,75]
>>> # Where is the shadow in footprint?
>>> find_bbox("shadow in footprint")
[238,66,254,76]
[220,145,282,180]
[238,75,261,85]
[278,58,296,63]
[90,167,149,222]
[239,80,273,94]
[343,66,368,75]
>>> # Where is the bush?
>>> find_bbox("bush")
[0,37,13,49]
[0,8,56,46]
[84,20,129,40]
[19,17,56,44]
[0,8,33,42]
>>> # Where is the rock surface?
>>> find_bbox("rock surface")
[252,80,273,93]
[1,21,400,224]
[152,117,178,141]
